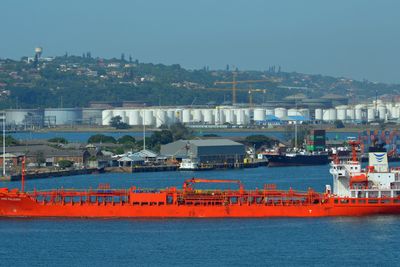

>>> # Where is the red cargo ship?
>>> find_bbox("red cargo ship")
[1,142,400,218]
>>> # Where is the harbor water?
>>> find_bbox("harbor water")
[1,165,400,266]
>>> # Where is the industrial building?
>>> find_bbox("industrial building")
[160,139,245,164]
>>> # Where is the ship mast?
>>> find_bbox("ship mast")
[2,115,5,177]
[143,109,146,150]
[294,95,298,148]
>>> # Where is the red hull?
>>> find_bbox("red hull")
[1,189,400,218]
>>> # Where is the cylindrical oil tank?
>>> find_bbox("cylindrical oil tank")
[44,108,83,125]
[355,104,367,110]
[265,109,274,116]
[243,109,251,124]
[322,109,337,121]
[224,109,235,124]
[215,108,225,125]
[111,109,127,123]
[254,108,265,121]
[274,108,287,119]
[166,110,176,124]
[127,110,141,126]
[378,105,387,120]
[143,110,154,126]
[5,109,44,126]
[82,108,104,125]
[315,109,323,120]
[355,108,363,121]
[288,108,300,117]
[192,109,203,122]
[102,110,113,125]
[182,109,191,123]
[155,109,167,127]
[346,109,355,121]
[175,109,183,122]
[203,109,214,124]
[391,106,400,119]
[336,107,346,121]
[299,109,310,119]
[367,108,376,122]
[235,109,246,125]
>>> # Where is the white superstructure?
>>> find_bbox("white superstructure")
[329,143,400,198]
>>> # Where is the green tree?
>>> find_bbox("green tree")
[244,135,275,150]
[169,123,193,141]
[148,130,174,151]
[58,159,74,169]
[118,135,136,144]
[88,134,117,144]
[109,116,130,129]
[35,150,46,167]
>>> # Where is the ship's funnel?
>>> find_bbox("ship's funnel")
[368,152,388,172]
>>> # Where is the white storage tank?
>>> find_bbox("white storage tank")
[83,108,104,125]
[315,109,323,121]
[346,109,355,121]
[322,109,337,121]
[336,107,347,121]
[265,109,274,116]
[203,109,214,124]
[224,109,235,124]
[287,108,300,117]
[299,109,310,119]
[102,109,113,125]
[175,109,183,122]
[367,108,376,122]
[243,109,251,124]
[391,106,400,119]
[355,104,367,110]
[215,108,225,125]
[127,110,141,126]
[235,109,246,125]
[254,108,265,121]
[5,109,44,126]
[143,110,154,126]
[355,108,363,121]
[166,110,176,124]
[112,109,127,123]
[155,109,167,127]
[192,109,203,122]
[44,108,83,125]
[182,109,191,123]
[378,105,387,120]
[274,108,287,119]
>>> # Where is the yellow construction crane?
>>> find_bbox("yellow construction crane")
[201,87,267,106]
[214,72,280,105]
[248,88,267,107]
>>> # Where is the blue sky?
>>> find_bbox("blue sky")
[1,0,400,83]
